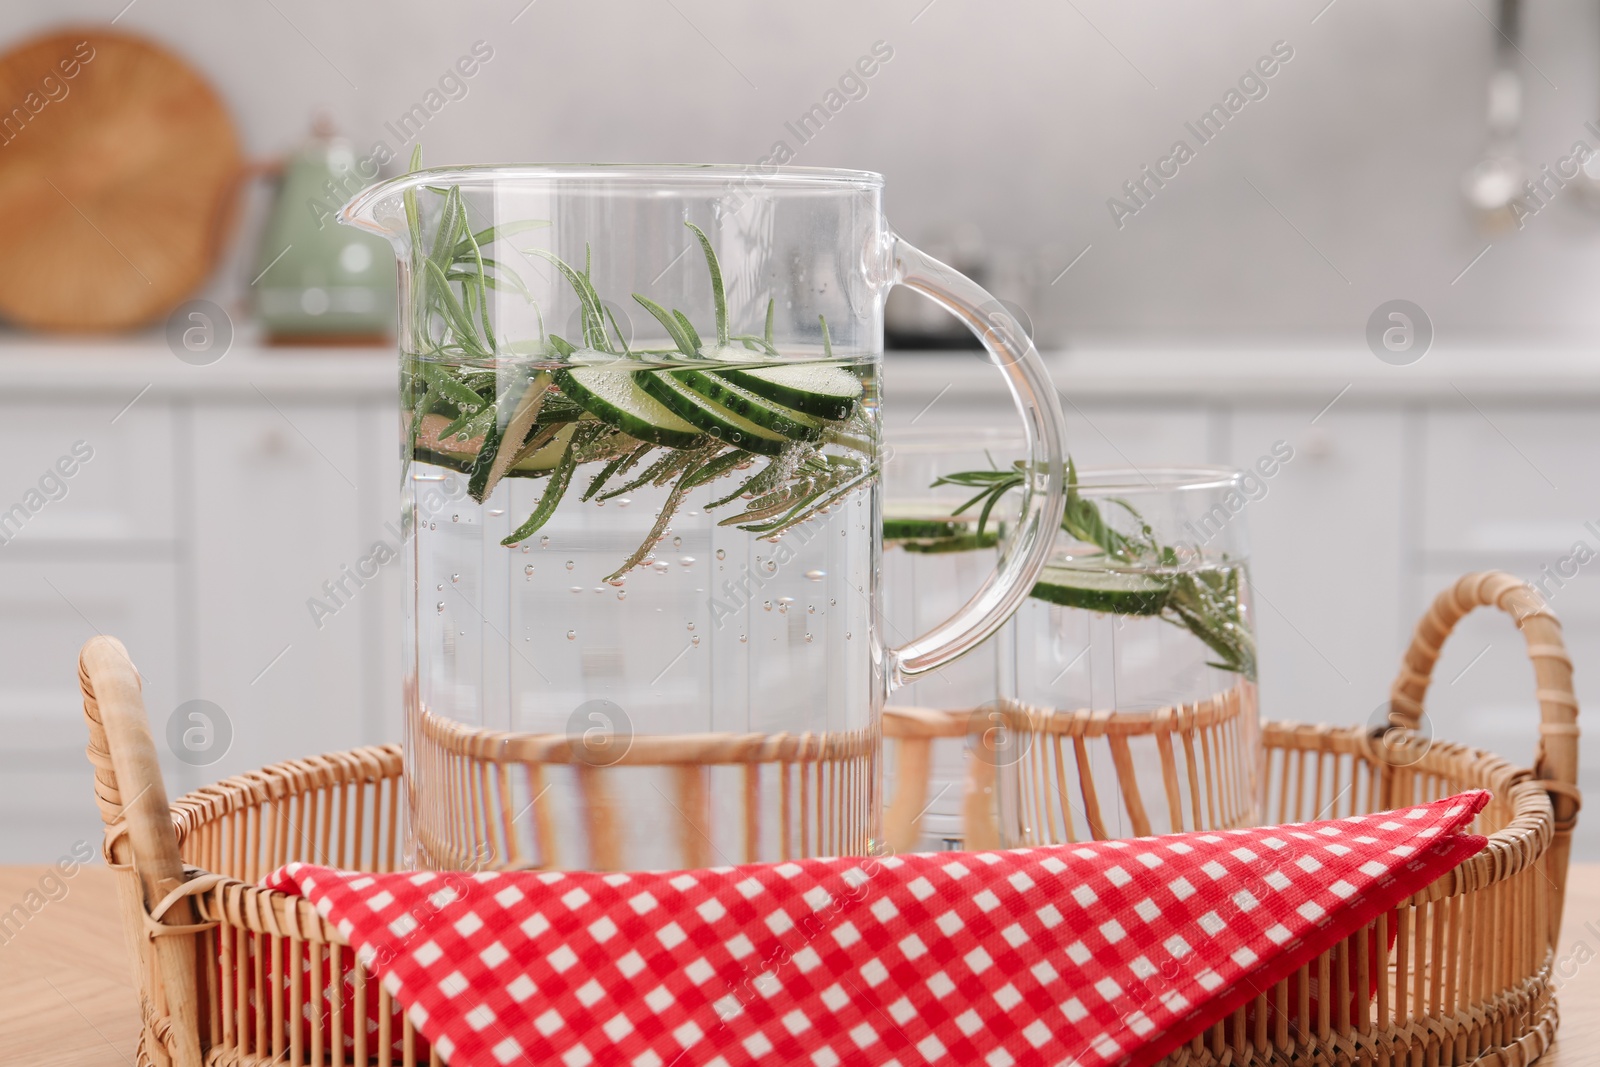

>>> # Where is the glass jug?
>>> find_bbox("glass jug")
[342,164,1065,871]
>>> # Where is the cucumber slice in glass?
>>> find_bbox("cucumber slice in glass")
[900,531,1001,554]
[1030,563,1171,616]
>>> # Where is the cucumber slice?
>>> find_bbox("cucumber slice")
[554,368,704,449]
[1031,564,1171,616]
[883,516,968,540]
[636,371,790,456]
[900,531,1001,554]
[717,364,862,421]
[672,368,823,441]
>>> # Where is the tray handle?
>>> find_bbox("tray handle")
[81,635,204,1067]
[1386,571,1580,903]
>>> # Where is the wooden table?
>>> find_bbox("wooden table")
[4,865,1597,1065]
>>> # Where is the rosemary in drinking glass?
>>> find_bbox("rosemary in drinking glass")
[930,459,1257,680]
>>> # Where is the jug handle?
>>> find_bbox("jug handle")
[884,234,1067,685]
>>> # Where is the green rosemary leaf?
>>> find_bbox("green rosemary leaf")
[672,310,703,353]
[598,448,682,501]
[528,248,610,352]
[686,221,728,347]
[765,298,775,347]
[458,213,496,352]
[500,424,600,546]
[682,448,748,489]
[419,362,486,414]
[425,261,487,356]
[582,452,633,502]
[632,294,696,357]
[731,334,778,355]
[602,305,631,356]
[454,219,549,259]
[819,314,833,358]
[740,469,873,536]
[605,446,720,582]
[585,442,654,501]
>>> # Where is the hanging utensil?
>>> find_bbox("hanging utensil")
[1461,0,1529,230]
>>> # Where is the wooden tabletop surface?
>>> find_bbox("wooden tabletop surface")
[4,864,1597,1065]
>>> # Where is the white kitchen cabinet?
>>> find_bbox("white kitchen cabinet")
[185,399,398,794]
[1421,407,1600,558]
[0,559,180,859]
[1229,406,1408,729]
[0,400,174,546]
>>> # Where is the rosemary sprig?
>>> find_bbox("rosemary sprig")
[403,163,875,577]
[931,458,1257,679]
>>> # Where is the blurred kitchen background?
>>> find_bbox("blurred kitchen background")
[1,0,1597,858]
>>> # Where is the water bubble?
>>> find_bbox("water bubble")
[653,561,670,574]
[565,559,575,571]
[594,499,605,507]
[679,556,696,568]
[489,508,505,517]
[763,560,778,575]
[829,598,837,606]
[524,565,534,576]
[804,569,826,581]
[594,586,606,594]
[617,497,632,508]
[435,601,445,613]
[606,576,626,587]
[451,514,459,522]
[436,583,444,591]
[739,634,747,643]
[672,536,683,548]
[845,631,852,640]
[450,573,460,584]
[804,633,813,643]
[429,522,436,530]
[540,536,551,548]
[808,605,816,614]
[566,630,577,641]
[762,601,772,612]
[569,586,583,594]
[522,545,531,554]
[617,590,628,601]
[716,548,726,560]
[691,635,701,647]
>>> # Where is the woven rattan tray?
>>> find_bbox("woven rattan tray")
[81,571,1580,1067]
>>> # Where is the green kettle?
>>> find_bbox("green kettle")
[252,125,394,343]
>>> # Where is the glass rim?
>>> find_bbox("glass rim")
[343,163,885,229]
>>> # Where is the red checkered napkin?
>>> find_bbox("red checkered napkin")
[265,791,1488,1067]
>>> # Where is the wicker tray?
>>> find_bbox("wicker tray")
[82,572,1580,1067]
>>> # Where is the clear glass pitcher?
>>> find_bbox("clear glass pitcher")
[342,163,1065,871]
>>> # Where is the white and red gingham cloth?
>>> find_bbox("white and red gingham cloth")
[264,791,1488,1067]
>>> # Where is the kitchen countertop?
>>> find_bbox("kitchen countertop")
[4,864,1597,1066]
[0,335,1596,403]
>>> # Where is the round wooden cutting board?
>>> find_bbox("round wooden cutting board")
[0,28,241,331]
